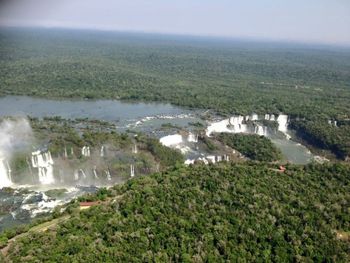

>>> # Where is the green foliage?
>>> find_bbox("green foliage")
[1,28,350,157]
[290,119,350,159]
[143,137,184,167]
[216,133,282,161]
[4,162,350,262]
[78,188,109,202]
[200,136,218,152]
[45,189,68,198]
[188,122,205,128]
[10,154,29,175]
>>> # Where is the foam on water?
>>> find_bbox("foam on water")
[160,134,183,146]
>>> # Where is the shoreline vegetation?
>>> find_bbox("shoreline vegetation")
[1,28,350,160]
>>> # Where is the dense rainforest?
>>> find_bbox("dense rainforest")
[2,162,349,262]
[1,28,350,158]
[1,29,350,261]
[215,133,282,162]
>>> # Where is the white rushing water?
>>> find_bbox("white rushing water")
[132,144,138,154]
[277,114,289,133]
[160,134,183,147]
[0,158,12,188]
[31,150,55,185]
[100,146,105,157]
[265,114,276,121]
[205,119,231,136]
[93,166,99,179]
[82,146,91,157]
[206,113,289,137]
[160,133,201,155]
[0,118,32,188]
[229,116,248,133]
[130,165,135,177]
[185,154,230,166]
[105,170,112,181]
[74,170,79,181]
[159,112,312,165]
[188,132,199,143]
[254,124,268,136]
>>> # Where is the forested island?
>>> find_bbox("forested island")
[215,133,282,162]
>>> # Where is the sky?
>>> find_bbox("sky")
[0,0,349,46]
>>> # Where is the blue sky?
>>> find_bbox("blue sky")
[0,0,349,45]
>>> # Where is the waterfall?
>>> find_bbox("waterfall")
[207,113,286,137]
[229,116,248,133]
[229,116,244,126]
[254,124,267,136]
[188,133,198,143]
[26,158,33,181]
[73,169,87,181]
[64,147,68,158]
[328,120,338,127]
[93,166,98,179]
[31,150,55,184]
[81,146,90,157]
[0,158,12,188]
[251,113,259,121]
[100,146,105,157]
[74,170,79,181]
[105,169,111,181]
[264,114,276,121]
[70,148,74,156]
[130,165,135,177]
[206,156,216,164]
[277,114,289,133]
[160,134,183,147]
[132,144,138,154]
[240,124,248,133]
[79,169,87,179]
[185,159,195,165]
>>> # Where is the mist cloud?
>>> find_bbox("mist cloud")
[0,117,33,160]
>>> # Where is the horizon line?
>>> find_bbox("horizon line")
[1,24,350,49]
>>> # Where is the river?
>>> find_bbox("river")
[0,95,313,231]
[0,96,313,164]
